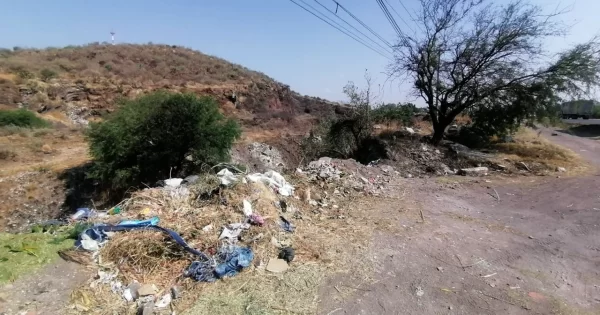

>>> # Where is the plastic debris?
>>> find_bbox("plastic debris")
[80,233,101,251]
[279,216,295,233]
[202,224,214,232]
[165,178,183,188]
[278,247,295,263]
[246,171,294,196]
[70,208,94,221]
[118,217,160,226]
[242,200,253,216]
[123,281,140,302]
[75,220,209,260]
[219,223,250,240]
[155,293,172,308]
[249,213,265,226]
[185,246,254,282]
[217,169,239,186]
[266,258,289,273]
[214,246,254,279]
[108,206,121,215]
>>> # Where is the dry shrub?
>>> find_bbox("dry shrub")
[494,128,585,173]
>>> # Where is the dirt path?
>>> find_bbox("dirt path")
[318,130,600,315]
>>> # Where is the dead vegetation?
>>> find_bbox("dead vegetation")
[493,128,586,175]
[66,170,376,314]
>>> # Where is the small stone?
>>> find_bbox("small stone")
[266,258,289,273]
[170,286,182,299]
[556,167,566,172]
[137,301,154,315]
[41,144,53,154]
[528,235,534,239]
[138,284,158,296]
[436,266,444,272]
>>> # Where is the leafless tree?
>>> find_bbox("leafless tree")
[389,0,600,144]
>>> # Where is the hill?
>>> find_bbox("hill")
[0,44,342,138]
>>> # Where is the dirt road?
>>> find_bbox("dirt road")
[319,129,600,315]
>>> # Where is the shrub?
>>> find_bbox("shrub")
[40,68,57,82]
[87,91,241,190]
[0,109,49,128]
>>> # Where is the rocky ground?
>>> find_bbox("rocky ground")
[318,128,600,315]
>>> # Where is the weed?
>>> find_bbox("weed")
[0,149,16,160]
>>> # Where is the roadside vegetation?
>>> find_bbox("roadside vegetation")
[0,109,49,128]
[87,91,240,190]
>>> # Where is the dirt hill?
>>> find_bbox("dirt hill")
[0,44,343,140]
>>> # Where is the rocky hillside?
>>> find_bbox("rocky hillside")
[0,44,342,135]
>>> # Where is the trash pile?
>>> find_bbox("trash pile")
[66,168,333,313]
[298,157,394,196]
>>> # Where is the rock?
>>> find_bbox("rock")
[124,281,141,301]
[556,167,566,172]
[380,165,394,173]
[62,86,87,102]
[458,167,488,176]
[170,286,182,299]
[266,258,289,273]
[41,144,53,154]
[137,301,154,315]
[154,293,172,308]
[405,127,415,134]
[551,132,558,136]
[164,178,183,188]
[183,175,200,185]
[247,142,286,171]
[137,284,158,296]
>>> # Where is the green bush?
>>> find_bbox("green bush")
[87,92,241,190]
[0,109,49,128]
[40,68,57,82]
[372,103,417,126]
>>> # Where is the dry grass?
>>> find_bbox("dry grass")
[0,44,274,87]
[79,174,376,314]
[493,128,586,174]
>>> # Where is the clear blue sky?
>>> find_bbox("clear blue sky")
[1,0,598,103]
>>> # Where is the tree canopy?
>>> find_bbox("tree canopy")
[389,0,600,144]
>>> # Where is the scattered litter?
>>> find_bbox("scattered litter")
[482,273,497,278]
[279,216,295,233]
[556,167,567,172]
[185,246,254,282]
[246,171,294,196]
[118,217,160,226]
[249,214,265,226]
[242,200,253,216]
[266,258,289,273]
[165,178,183,188]
[219,223,250,240]
[458,167,489,176]
[108,206,121,215]
[214,246,254,279]
[278,247,295,263]
[217,168,239,186]
[155,293,172,308]
[80,233,101,251]
[138,284,158,296]
[70,208,95,221]
[202,224,214,232]
[139,207,151,216]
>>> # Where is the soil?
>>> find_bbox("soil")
[0,261,92,315]
[317,128,600,314]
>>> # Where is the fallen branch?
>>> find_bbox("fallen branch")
[480,292,531,310]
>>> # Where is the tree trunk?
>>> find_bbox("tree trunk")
[431,118,452,145]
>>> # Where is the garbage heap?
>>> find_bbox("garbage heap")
[66,167,353,314]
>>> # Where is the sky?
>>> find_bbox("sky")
[1,0,599,104]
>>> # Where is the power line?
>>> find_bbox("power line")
[397,0,425,33]
[383,0,416,34]
[376,0,403,37]
[288,0,393,60]
[314,0,393,54]
[332,0,394,48]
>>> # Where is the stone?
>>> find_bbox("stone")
[458,167,489,176]
[405,127,415,134]
[137,301,154,315]
[556,167,566,172]
[137,284,158,296]
[266,258,289,273]
[170,286,182,300]
[41,144,53,154]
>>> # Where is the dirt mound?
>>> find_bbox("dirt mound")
[0,45,347,148]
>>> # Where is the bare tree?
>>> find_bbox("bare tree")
[389,0,600,144]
